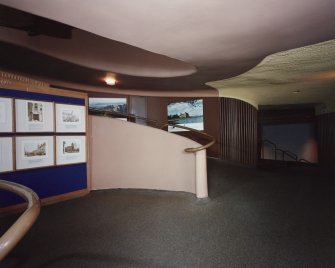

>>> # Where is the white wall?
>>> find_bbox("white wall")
[90,115,203,194]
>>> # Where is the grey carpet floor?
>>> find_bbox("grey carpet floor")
[1,158,335,268]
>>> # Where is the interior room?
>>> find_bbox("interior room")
[0,1,335,267]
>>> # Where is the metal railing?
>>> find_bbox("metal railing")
[0,180,40,261]
[261,139,311,164]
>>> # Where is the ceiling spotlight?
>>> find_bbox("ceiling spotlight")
[292,90,300,94]
[104,77,116,86]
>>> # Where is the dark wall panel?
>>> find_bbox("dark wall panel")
[219,98,258,165]
[317,112,335,167]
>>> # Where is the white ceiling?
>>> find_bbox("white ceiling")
[0,0,334,106]
[208,40,335,112]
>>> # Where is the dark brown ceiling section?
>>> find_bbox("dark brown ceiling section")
[0,41,259,91]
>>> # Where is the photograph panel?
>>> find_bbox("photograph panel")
[15,99,54,132]
[0,97,13,132]
[16,136,54,170]
[56,104,86,132]
[56,136,86,165]
[0,137,13,172]
[62,139,81,155]
[22,140,47,159]
[61,109,81,124]
[89,98,127,113]
[167,99,204,132]
[27,101,44,123]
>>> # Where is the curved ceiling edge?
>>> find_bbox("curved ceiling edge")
[51,81,219,97]
[0,27,196,78]
[207,39,335,111]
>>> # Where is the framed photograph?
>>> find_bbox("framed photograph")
[16,136,54,170]
[167,99,204,132]
[56,104,86,132]
[0,137,14,172]
[0,97,13,132]
[56,136,86,165]
[15,99,54,132]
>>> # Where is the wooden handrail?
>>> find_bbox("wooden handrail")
[89,108,160,127]
[89,108,215,153]
[161,124,216,153]
[0,180,40,261]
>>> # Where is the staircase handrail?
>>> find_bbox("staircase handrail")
[161,124,216,153]
[284,150,298,161]
[89,108,216,153]
[299,158,312,164]
[89,108,160,127]
[0,180,40,261]
[262,139,277,149]
[262,139,277,159]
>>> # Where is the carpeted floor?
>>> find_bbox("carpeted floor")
[1,158,335,267]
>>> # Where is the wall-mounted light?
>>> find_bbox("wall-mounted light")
[104,76,116,86]
[292,90,300,94]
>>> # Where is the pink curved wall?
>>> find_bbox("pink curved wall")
[90,116,202,194]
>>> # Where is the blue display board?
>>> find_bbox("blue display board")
[0,87,87,208]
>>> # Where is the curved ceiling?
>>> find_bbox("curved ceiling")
[208,40,335,112]
[0,6,196,78]
[0,0,334,101]
[1,0,335,64]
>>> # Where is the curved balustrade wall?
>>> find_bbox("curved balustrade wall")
[90,116,204,195]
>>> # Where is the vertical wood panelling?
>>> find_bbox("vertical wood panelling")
[219,98,258,165]
[317,112,335,167]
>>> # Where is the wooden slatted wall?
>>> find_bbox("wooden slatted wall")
[219,98,258,165]
[317,112,335,167]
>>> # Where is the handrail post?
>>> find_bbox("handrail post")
[195,150,208,198]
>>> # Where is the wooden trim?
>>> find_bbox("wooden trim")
[0,80,86,100]
[85,97,91,191]
[41,188,89,205]
[0,70,48,88]
[87,114,92,191]
[0,188,89,214]
[12,97,16,133]
[12,136,16,171]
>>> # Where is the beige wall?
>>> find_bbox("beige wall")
[90,115,203,194]
[146,97,220,157]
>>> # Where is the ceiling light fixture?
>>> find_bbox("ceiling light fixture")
[104,76,116,86]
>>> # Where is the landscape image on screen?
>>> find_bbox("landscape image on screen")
[89,98,127,113]
[167,99,204,132]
